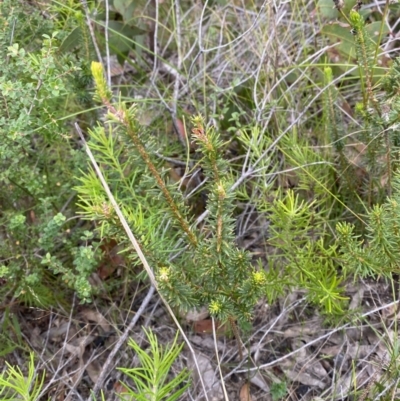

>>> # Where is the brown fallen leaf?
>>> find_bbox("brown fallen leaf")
[193,319,228,335]
[114,381,130,397]
[239,382,254,401]
[79,308,110,333]
[188,351,223,401]
[84,357,102,384]
[97,239,125,280]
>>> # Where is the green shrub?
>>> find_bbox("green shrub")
[0,0,99,305]
[76,62,269,329]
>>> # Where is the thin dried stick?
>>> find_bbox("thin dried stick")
[36,296,78,399]
[212,317,229,401]
[235,299,400,374]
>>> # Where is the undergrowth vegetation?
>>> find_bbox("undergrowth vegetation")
[0,0,98,307]
[2,0,400,400]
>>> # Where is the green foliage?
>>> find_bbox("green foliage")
[77,34,385,325]
[0,0,99,305]
[337,177,400,278]
[242,3,400,319]
[270,381,288,401]
[117,328,190,401]
[76,62,270,326]
[76,3,400,321]
[267,190,347,314]
[5,0,400,397]
[0,353,46,401]
[4,0,398,324]
[347,10,398,200]
[281,3,400,312]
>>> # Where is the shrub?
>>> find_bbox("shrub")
[0,0,99,305]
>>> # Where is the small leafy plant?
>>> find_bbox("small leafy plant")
[0,353,46,401]
[117,328,190,401]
